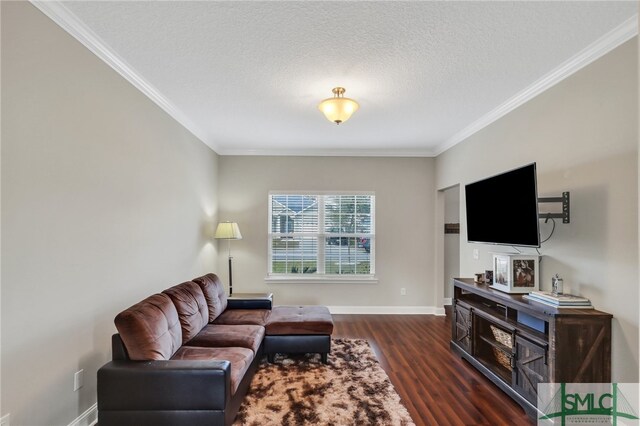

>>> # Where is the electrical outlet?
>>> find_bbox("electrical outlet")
[74,369,84,392]
[400,287,406,296]
[0,413,11,426]
[473,249,479,260]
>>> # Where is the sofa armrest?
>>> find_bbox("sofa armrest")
[98,359,231,411]
[227,299,272,310]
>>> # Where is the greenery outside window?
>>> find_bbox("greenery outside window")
[268,192,375,278]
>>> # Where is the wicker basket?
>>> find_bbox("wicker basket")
[490,325,513,370]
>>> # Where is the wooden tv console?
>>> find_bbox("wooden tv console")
[450,278,611,418]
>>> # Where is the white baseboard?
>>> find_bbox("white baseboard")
[443,297,452,306]
[68,403,97,426]
[328,305,445,316]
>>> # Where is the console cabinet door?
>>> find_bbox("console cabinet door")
[454,302,472,353]
[514,335,548,405]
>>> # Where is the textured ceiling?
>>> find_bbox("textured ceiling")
[55,1,637,156]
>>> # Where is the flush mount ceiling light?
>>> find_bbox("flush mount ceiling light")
[318,87,359,125]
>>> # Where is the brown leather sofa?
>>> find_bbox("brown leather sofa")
[97,273,271,426]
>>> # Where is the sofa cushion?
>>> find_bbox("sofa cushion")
[171,346,253,394]
[186,324,265,355]
[162,281,209,344]
[265,305,334,335]
[114,293,182,361]
[193,273,228,322]
[213,309,271,326]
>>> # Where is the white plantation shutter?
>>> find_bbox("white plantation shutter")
[268,193,375,277]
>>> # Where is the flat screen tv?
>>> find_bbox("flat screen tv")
[465,163,540,247]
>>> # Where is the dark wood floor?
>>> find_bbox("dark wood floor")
[332,311,533,426]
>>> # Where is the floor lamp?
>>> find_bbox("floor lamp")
[214,222,243,295]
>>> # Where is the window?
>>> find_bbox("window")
[268,193,375,278]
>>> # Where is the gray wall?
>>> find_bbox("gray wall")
[1,3,219,424]
[217,156,437,309]
[436,38,638,382]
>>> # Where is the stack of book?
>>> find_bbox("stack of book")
[524,291,593,309]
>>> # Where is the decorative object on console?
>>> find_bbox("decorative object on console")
[318,87,359,125]
[474,273,485,283]
[215,221,242,295]
[491,254,539,293]
[484,270,493,284]
[551,273,564,295]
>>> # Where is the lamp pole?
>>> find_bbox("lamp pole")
[214,222,242,296]
[227,239,233,295]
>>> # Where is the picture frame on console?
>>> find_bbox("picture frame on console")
[494,255,510,285]
[491,254,539,293]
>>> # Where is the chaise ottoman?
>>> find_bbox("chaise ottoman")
[264,305,334,363]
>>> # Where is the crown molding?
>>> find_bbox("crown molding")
[30,1,217,153]
[433,14,639,156]
[30,1,637,158]
[216,148,436,157]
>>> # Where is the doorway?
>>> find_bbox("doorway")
[443,185,460,304]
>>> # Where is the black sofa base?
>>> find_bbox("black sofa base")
[264,334,331,364]
[98,336,263,426]
[98,410,225,426]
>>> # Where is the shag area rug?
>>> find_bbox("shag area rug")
[234,338,415,426]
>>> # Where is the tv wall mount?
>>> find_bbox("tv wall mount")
[538,191,570,224]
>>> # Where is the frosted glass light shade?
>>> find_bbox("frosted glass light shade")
[318,87,359,124]
[214,222,242,240]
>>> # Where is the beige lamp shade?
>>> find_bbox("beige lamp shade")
[318,87,359,125]
[214,222,242,240]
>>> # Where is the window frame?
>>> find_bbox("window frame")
[267,191,376,281]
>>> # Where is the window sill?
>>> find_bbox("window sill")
[265,275,378,284]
